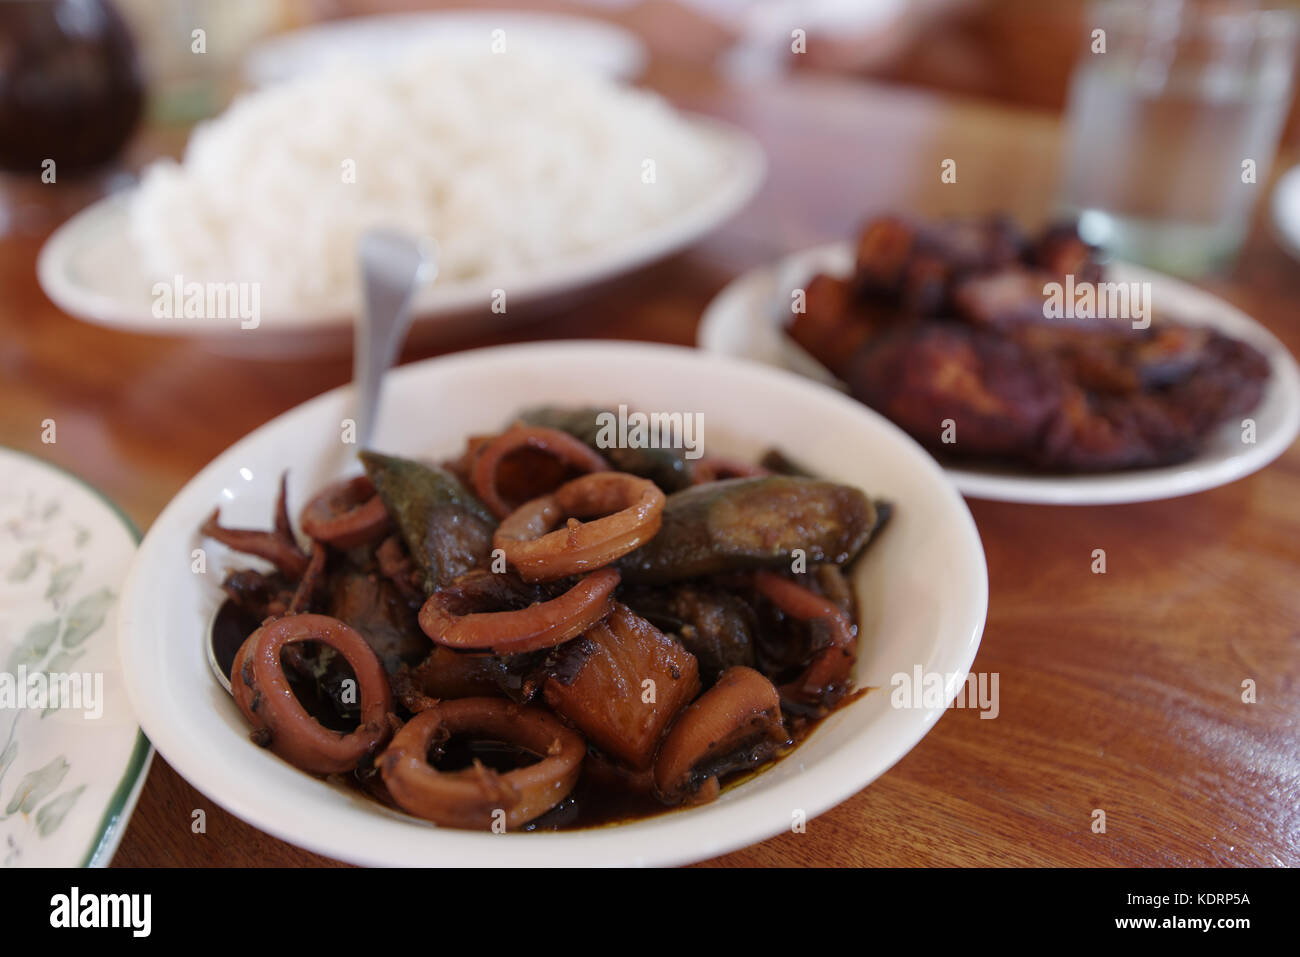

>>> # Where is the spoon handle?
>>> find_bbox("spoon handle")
[354,230,435,449]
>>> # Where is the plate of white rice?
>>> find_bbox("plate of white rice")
[38,46,764,355]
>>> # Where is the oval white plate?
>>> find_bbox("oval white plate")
[243,11,647,88]
[0,448,152,867]
[118,341,987,867]
[38,116,763,357]
[699,242,1300,505]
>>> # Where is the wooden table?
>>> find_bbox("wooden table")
[3,62,1298,868]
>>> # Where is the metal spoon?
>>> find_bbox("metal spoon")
[352,229,436,449]
[206,229,434,691]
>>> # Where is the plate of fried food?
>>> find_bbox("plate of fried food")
[116,342,986,866]
[699,216,1300,505]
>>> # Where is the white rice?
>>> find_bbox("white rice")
[128,47,724,317]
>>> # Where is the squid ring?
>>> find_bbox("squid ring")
[419,567,620,654]
[494,472,666,582]
[754,571,858,712]
[654,666,786,805]
[691,457,771,485]
[231,614,393,774]
[299,475,391,549]
[471,424,610,519]
[378,697,585,830]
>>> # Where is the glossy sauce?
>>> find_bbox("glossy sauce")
[215,597,834,831]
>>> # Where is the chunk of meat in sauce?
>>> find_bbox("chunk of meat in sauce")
[544,603,700,770]
[621,585,757,684]
[327,565,430,675]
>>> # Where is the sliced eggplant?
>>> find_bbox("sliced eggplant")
[618,476,877,584]
[360,451,495,593]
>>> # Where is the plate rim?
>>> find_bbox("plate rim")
[697,240,1300,505]
[242,9,650,88]
[0,445,155,868]
[37,114,765,339]
[116,340,988,867]
[1269,163,1300,262]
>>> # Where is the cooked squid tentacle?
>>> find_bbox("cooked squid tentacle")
[393,646,505,707]
[299,475,391,549]
[273,471,295,540]
[518,405,694,492]
[378,697,585,830]
[690,457,771,485]
[285,543,327,615]
[495,472,665,583]
[754,571,858,713]
[654,666,788,806]
[418,567,620,654]
[470,424,610,519]
[374,534,424,604]
[231,614,393,774]
[202,473,310,578]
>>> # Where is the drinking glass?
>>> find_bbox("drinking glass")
[1059,0,1298,275]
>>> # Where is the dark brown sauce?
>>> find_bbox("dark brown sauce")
[432,736,539,774]
[212,599,256,684]
[530,716,828,831]
[214,597,843,831]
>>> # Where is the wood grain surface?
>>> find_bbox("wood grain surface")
[2,39,1297,868]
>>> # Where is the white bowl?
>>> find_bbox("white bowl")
[699,242,1300,505]
[117,341,987,866]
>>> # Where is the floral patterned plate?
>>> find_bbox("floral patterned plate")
[0,448,151,867]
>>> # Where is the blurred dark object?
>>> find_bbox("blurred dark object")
[0,0,144,175]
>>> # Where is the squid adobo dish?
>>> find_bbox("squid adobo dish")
[788,215,1271,471]
[200,408,890,831]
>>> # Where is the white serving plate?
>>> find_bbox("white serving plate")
[38,116,764,358]
[0,448,152,867]
[243,10,648,88]
[699,242,1300,505]
[117,341,987,867]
